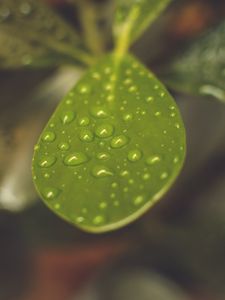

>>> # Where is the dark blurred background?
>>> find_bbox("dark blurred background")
[0,1,225,300]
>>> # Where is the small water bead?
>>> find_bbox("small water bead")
[95,123,114,138]
[105,84,112,91]
[54,203,61,210]
[155,111,161,117]
[42,131,56,143]
[142,173,150,180]
[120,170,129,177]
[170,112,176,118]
[154,85,159,90]
[107,95,114,102]
[104,67,111,74]
[133,195,144,206]
[76,216,85,224]
[129,179,134,185]
[173,156,179,164]
[61,111,75,124]
[124,78,132,85]
[79,85,90,94]
[111,135,129,149]
[97,152,110,160]
[110,193,116,199]
[127,149,142,162]
[146,96,154,103]
[39,155,56,168]
[160,172,168,180]
[92,72,101,80]
[93,215,105,225]
[79,129,94,142]
[34,144,40,151]
[128,86,138,93]
[91,106,109,118]
[113,201,120,207]
[146,155,161,165]
[160,92,165,97]
[99,202,107,209]
[123,113,133,121]
[77,116,90,126]
[64,152,88,166]
[92,165,114,178]
[43,187,60,200]
[175,123,181,129]
[43,172,51,179]
[111,182,118,188]
[58,142,70,151]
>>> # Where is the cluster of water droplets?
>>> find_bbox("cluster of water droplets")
[33,56,184,228]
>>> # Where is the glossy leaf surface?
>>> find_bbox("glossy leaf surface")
[164,22,225,103]
[114,0,172,51]
[32,54,186,233]
[0,0,93,68]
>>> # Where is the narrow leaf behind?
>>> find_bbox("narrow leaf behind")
[0,0,93,68]
[32,54,186,233]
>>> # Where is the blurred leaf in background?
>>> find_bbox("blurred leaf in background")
[163,20,225,103]
[0,0,94,68]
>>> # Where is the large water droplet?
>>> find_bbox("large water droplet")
[42,131,56,143]
[127,149,142,162]
[64,152,88,166]
[61,111,75,124]
[43,187,60,200]
[111,135,129,149]
[38,155,56,168]
[92,165,114,178]
[79,129,94,142]
[95,123,114,138]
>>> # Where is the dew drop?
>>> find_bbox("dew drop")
[154,111,161,117]
[43,187,60,200]
[95,123,114,138]
[127,149,142,162]
[76,216,84,224]
[128,86,137,93]
[97,152,110,160]
[146,155,161,165]
[79,129,94,142]
[39,155,56,168]
[111,135,129,149]
[58,142,70,151]
[42,131,56,143]
[90,106,109,119]
[133,195,144,206]
[146,96,154,103]
[142,173,150,180]
[160,172,168,180]
[79,85,90,94]
[123,113,133,121]
[99,202,107,209]
[64,152,88,166]
[120,170,129,177]
[92,165,114,178]
[77,116,90,126]
[61,111,75,124]
[93,215,105,225]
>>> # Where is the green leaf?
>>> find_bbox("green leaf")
[0,0,94,68]
[164,22,225,103]
[114,0,172,56]
[32,53,186,233]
